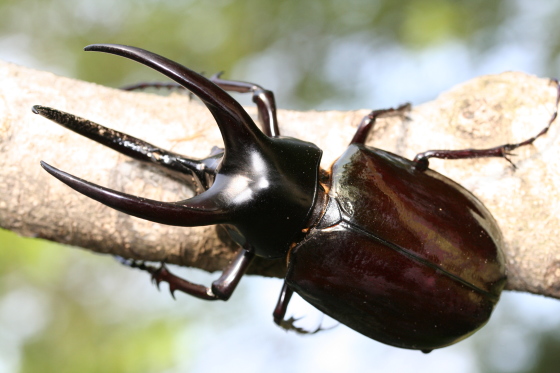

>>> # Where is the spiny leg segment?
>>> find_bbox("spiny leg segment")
[123,73,279,137]
[118,246,254,301]
[350,103,411,145]
[412,78,560,171]
[272,282,328,334]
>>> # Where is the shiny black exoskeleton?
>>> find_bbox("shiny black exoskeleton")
[34,44,560,351]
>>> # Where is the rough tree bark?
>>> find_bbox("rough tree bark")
[1,61,559,299]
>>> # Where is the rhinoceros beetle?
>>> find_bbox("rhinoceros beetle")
[33,44,560,352]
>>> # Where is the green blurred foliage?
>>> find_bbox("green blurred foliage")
[21,316,176,373]
[2,1,560,372]
[0,229,181,372]
[0,0,520,107]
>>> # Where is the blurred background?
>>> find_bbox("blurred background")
[2,0,560,372]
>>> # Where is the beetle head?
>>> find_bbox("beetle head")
[38,44,322,258]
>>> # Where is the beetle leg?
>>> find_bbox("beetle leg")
[413,78,560,171]
[272,282,325,334]
[209,73,280,137]
[121,81,184,91]
[121,81,196,100]
[118,246,254,301]
[273,281,294,324]
[120,74,279,137]
[350,103,411,145]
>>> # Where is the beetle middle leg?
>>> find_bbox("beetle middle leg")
[120,245,255,301]
[350,103,411,145]
[272,282,326,334]
[413,78,560,171]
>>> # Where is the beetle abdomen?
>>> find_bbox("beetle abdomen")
[286,145,507,350]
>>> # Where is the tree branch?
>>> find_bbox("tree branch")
[1,61,559,298]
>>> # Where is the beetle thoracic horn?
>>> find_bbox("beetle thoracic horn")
[40,161,231,226]
[84,44,268,153]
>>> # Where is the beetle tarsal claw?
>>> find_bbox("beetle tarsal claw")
[502,153,517,169]
[277,316,331,335]
[114,255,158,274]
[113,256,178,295]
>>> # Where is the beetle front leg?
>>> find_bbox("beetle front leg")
[120,75,280,137]
[413,78,560,171]
[121,246,254,301]
[209,73,279,137]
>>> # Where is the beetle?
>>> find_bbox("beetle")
[33,44,560,352]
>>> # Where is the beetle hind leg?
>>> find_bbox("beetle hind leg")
[413,78,560,171]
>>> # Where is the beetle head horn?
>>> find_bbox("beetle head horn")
[39,44,323,257]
